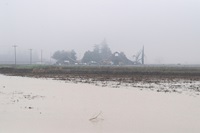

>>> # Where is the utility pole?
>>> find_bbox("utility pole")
[12,45,17,65]
[142,46,144,65]
[50,52,52,64]
[29,49,32,65]
[41,50,43,64]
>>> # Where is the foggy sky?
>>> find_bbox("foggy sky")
[0,0,200,64]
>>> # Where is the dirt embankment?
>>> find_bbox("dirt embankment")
[1,66,200,95]
[0,66,200,81]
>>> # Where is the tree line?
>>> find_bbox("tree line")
[52,41,133,65]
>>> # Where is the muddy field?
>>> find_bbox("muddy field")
[1,65,200,96]
[1,74,200,133]
[1,66,200,132]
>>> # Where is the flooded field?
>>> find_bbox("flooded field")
[1,74,200,133]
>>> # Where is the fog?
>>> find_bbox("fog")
[0,0,200,64]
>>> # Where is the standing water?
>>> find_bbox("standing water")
[0,74,200,133]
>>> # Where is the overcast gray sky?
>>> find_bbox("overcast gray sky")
[0,0,200,64]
